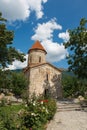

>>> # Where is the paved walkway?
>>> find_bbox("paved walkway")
[47,100,87,130]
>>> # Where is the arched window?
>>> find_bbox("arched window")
[39,56,41,63]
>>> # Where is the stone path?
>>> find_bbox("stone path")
[47,100,87,130]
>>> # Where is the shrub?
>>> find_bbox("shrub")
[0,105,27,130]
[11,72,28,97]
[62,74,87,98]
[22,95,57,130]
[0,98,7,107]
[0,70,28,98]
[0,96,57,130]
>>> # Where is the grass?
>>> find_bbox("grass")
[0,104,25,115]
[0,98,57,130]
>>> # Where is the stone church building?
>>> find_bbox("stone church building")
[24,41,62,98]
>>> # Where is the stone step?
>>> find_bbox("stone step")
[57,101,82,112]
[57,108,82,112]
[57,106,82,109]
[57,105,82,108]
[58,106,81,110]
[57,102,79,105]
[57,106,82,111]
[58,104,80,107]
[58,103,80,106]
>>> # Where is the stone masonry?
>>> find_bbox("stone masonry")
[24,40,62,98]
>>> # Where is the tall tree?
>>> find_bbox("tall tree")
[0,12,25,68]
[11,72,28,97]
[64,18,87,79]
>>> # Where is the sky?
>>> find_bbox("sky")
[0,0,87,70]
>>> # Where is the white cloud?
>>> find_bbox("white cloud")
[41,40,67,62]
[27,0,47,19]
[6,55,28,70]
[58,30,70,42]
[0,0,48,21]
[31,19,68,62]
[31,18,62,41]
[0,0,29,21]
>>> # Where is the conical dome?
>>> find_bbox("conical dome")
[28,40,47,66]
[28,40,47,54]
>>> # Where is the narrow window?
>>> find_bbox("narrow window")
[46,73,48,81]
[39,56,41,62]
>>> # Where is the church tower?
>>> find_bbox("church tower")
[28,40,47,66]
[24,40,62,98]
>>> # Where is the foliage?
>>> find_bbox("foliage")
[0,69,12,92]
[0,70,28,97]
[64,18,87,79]
[11,72,28,97]
[0,96,56,130]
[22,95,57,130]
[0,12,25,68]
[62,73,87,98]
[0,105,27,130]
[0,98,7,107]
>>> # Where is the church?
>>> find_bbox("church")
[24,40,62,98]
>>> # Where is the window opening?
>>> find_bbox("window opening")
[46,73,48,81]
[39,56,41,62]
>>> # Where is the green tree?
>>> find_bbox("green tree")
[64,18,87,79]
[0,70,28,98]
[62,74,78,97]
[62,72,87,98]
[11,72,28,97]
[0,12,25,68]
[0,70,12,93]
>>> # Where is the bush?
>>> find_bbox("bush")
[0,98,7,107]
[0,96,56,130]
[22,95,57,130]
[0,70,28,98]
[0,105,28,130]
[62,74,87,98]
[11,72,28,97]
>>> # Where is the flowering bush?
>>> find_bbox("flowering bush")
[22,95,57,130]
[0,96,56,130]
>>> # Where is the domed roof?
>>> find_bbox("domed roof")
[28,40,47,54]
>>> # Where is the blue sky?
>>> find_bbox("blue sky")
[0,0,87,70]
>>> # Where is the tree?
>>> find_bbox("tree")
[64,18,87,79]
[62,73,87,98]
[11,72,28,97]
[62,75,77,97]
[0,12,25,68]
[0,70,12,93]
[0,70,28,97]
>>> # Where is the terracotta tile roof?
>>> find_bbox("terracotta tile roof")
[28,40,47,54]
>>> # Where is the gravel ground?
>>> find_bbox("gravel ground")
[47,101,87,130]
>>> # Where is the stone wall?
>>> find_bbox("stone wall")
[28,50,46,65]
[28,63,62,98]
